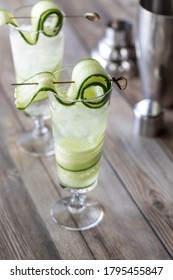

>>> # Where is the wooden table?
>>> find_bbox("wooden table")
[0,0,173,260]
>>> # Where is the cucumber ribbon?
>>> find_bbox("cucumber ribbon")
[14,59,114,110]
[66,58,112,108]
[0,0,63,45]
[14,72,57,110]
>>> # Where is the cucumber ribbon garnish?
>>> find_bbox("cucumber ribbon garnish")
[0,0,63,45]
[14,59,127,110]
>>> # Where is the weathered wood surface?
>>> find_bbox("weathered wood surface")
[0,0,173,259]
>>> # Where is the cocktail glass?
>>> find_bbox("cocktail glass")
[9,4,64,156]
[49,66,112,231]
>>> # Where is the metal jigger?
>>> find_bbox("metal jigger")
[91,19,137,77]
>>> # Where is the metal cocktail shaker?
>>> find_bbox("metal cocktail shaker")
[136,0,173,108]
[91,19,137,77]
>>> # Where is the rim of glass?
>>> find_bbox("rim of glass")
[52,66,113,104]
[11,4,65,33]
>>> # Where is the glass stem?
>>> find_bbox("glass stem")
[68,192,86,214]
[32,117,48,137]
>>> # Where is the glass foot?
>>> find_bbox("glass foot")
[50,196,104,231]
[17,128,54,157]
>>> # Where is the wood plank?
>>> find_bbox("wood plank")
[80,158,170,259]
[55,0,117,50]
[0,0,172,260]
[116,0,138,21]
[103,87,173,258]
[9,136,171,259]
[0,94,62,259]
[6,0,28,9]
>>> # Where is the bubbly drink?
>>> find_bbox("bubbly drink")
[49,92,110,190]
[10,24,64,118]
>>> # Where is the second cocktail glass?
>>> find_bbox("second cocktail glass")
[49,66,112,231]
[9,4,64,156]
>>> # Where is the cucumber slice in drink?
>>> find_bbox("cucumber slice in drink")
[0,1,63,45]
[54,136,104,172]
[57,160,100,189]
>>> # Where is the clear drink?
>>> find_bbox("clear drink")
[12,58,126,230]
[9,3,65,156]
[10,24,64,118]
[49,93,109,190]
[48,65,112,230]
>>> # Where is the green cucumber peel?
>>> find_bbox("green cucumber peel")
[0,1,63,45]
[56,157,101,172]
[15,71,57,109]
[14,59,113,110]
[66,58,112,108]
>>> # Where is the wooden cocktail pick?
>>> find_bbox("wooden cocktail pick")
[10,12,100,22]
[12,76,127,90]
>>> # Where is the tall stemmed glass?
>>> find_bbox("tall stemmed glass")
[49,66,113,231]
[9,4,64,156]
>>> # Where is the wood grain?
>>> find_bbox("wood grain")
[0,0,172,260]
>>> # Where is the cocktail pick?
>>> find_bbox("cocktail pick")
[11,76,127,90]
[11,81,74,86]
[10,12,100,22]
[66,12,100,21]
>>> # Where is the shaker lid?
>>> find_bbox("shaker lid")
[133,99,164,137]
[106,19,133,47]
